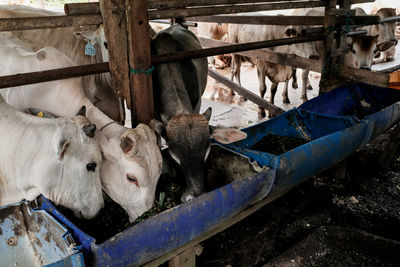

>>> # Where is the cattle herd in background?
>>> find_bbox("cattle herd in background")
[0,3,397,223]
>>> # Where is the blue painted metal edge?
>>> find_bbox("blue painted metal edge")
[44,253,85,267]
[92,169,276,266]
[39,196,96,264]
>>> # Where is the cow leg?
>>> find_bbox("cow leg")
[282,80,290,104]
[301,69,309,103]
[373,52,387,64]
[270,82,278,106]
[228,54,241,104]
[256,63,267,118]
[306,76,313,90]
[292,68,298,89]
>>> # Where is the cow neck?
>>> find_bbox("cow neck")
[82,99,125,138]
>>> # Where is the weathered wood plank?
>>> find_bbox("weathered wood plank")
[99,0,131,108]
[0,63,109,89]
[0,14,102,31]
[152,36,323,65]
[187,15,379,26]
[319,0,337,94]
[208,69,285,117]
[148,1,325,20]
[199,37,321,72]
[188,15,325,25]
[336,66,390,88]
[126,0,154,125]
[64,3,100,15]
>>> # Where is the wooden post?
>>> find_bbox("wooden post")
[99,0,131,109]
[319,0,338,94]
[168,245,203,267]
[125,0,154,126]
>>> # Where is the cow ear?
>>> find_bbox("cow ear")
[377,41,395,52]
[58,139,70,161]
[120,136,134,153]
[76,106,86,116]
[73,31,96,44]
[161,113,170,126]
[152,119,166,146]
[210,126,247,144]
[83,124,96,138]
[202,107,212,122]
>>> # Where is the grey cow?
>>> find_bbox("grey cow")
[152,24,246,202]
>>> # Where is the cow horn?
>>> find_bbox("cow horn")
[76,106,86,116]
[120,136,134,153]
[83,124,96,138]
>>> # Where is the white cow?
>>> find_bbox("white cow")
[0,5,124,124]
[292,8,395,101]
[0,33,162,222]
[0,96,103,219]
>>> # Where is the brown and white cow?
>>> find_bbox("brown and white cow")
[228,14,319,117]
[152,24,246,202]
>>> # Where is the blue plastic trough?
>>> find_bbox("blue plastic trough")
[39,160,276,266]
[299,82,400,138]
[222,108,373,199]
[0,199,85,267]
[37,105,375,266]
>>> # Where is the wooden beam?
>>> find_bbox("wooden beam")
[188,15,325,25]
[126,0,154,125]
[319,0,337,93]
[149,0,303,9]
[0,63,109,89]
[0,14,102,31]
[208,69,285,116]
[199,37,321,72]
[64,3,100,15]
[152,35,323,65]
[336,66,390,88]
[148,1,325,20]
[99,0,131,108]
[187,15,379,26]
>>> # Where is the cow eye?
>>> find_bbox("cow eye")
[127,174,139,186]
[86,162,97,172]
[350,48,356,54]
[103,41,108,50]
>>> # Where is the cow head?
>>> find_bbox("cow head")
[156,108,247,202]
[45,108,103,219]
[98,123,162,222]
[347,35,395,70]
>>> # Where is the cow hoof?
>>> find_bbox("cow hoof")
[307,85,313,90]
[283,98,290,104]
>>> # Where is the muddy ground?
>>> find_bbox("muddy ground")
[196,127,400,266]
